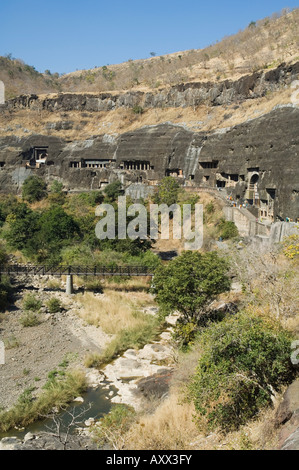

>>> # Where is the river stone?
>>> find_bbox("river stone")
[84,418,95,427]
[0,437,23,450]
[138,343,171,362]
[123,349,137,357]
[24,432,35,442]
[73,396,84,403]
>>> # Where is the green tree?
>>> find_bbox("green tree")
[48,180,66,205]
[103,181,124,202]
[37,206,80,254]
[4,203,40,253]
[22,176,47,203]
[5,205,81,263]
[96,199,154,255]
[154,176,181,206]
[0,195,21,226]
[152,251,231,323]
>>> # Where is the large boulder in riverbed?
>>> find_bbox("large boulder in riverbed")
[135,369,174,400]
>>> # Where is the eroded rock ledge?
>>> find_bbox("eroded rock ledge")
[3,62,299,113]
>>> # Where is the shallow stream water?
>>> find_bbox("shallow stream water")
[0,384,117,440]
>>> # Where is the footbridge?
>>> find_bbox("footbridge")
[0,264,154,294]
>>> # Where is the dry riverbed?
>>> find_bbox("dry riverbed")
[0,275,177,419]
[0,280,112,411]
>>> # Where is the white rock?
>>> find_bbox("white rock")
[84,417,95,427]
[24,432,35,442]
[85,369,105,388]
[73,396,84,403]
[0,437,23,450]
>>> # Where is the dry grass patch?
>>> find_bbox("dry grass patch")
[77,289,155,335]
[124,391,200,450]
[102,276,152,292]
[77,289,160,365]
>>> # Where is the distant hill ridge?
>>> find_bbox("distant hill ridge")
[0,7,298,99]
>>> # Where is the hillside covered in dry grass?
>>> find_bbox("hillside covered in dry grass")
[1,7,298,99]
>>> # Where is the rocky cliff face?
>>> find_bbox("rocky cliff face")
[0,106,298,220]
[0,61,299,220]
[4,62,299,113]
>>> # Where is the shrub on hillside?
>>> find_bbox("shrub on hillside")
[187,312,296,432]
[218,219,239,239]
[91,404,136,449]
[19,310,41,327]
[4,203,40,253]
[22,176,47,203]
[103,181,124,202]
[154,176,181,206]
[0,195,19,226]
[282,232,299,259]
[22,293,42,312]
[46,297,62,313]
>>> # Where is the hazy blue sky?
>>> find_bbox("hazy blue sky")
[0,0,298,74]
